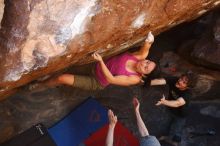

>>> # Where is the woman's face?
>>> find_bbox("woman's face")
[136,59,156,74]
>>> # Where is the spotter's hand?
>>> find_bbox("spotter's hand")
[133,97,140,112]
[156,94,166,106]
[108,109,117,128]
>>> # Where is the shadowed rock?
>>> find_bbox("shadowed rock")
[0,0,219,100]
[191,10,220,70]
[177,9,220,70]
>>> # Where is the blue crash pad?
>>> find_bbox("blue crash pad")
[48,97,108,146]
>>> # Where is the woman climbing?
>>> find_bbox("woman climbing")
[35,31,157,90]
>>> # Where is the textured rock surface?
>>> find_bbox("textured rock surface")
[0,0,219,100]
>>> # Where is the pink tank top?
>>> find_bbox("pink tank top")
[95,53,141,87]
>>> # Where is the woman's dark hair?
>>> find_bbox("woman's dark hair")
[143,63,161,87]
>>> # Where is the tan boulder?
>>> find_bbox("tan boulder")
[0,0,219,100]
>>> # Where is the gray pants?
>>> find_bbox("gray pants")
[169,114,186,143]
[140,135,161,146]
